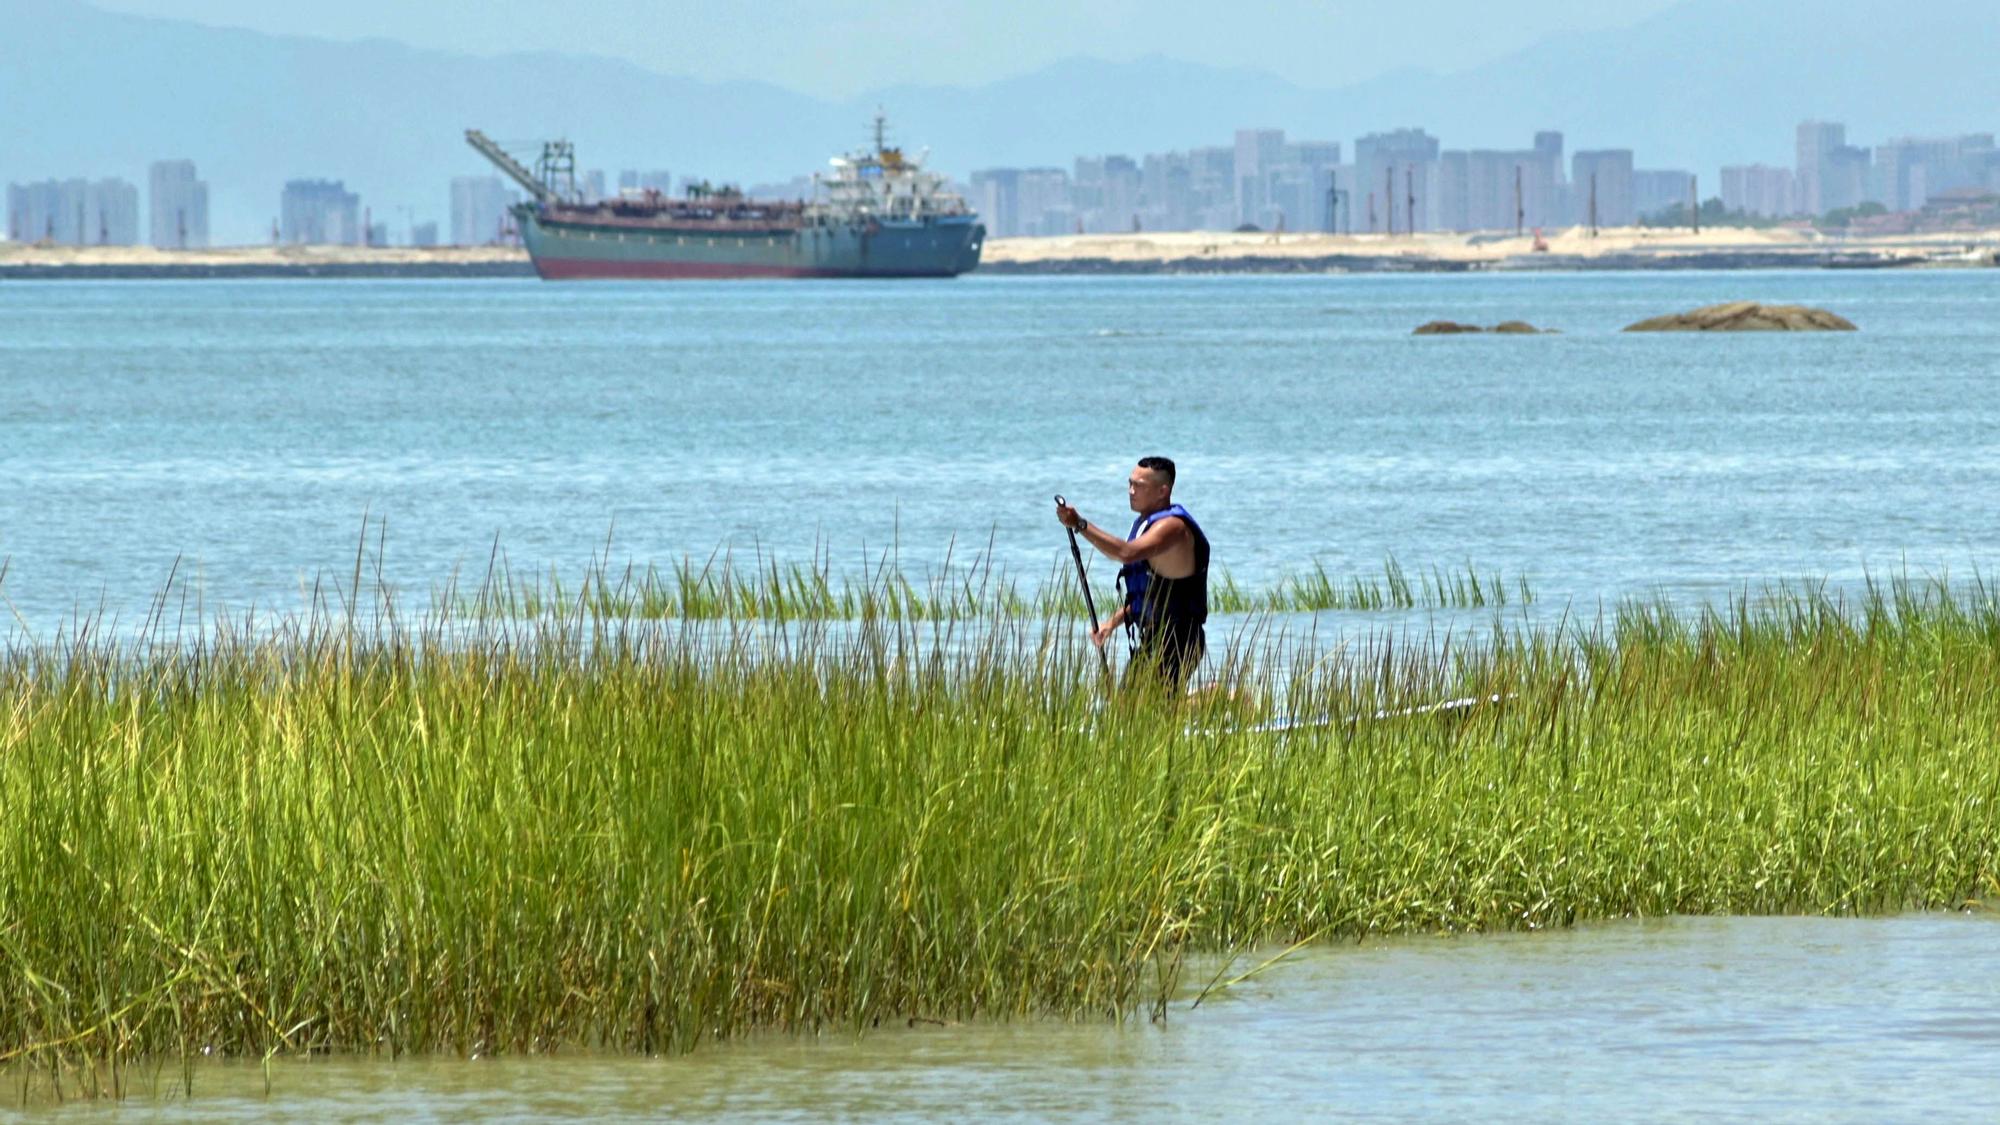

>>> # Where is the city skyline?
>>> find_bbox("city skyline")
[9,0,1998,242]
[13,115,1997,250]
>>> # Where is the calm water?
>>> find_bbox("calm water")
[7,273,2000,1116]
[3,271,1998,633]
[42,913,2000,1121]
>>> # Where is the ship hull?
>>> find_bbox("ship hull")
[517,208,984,280]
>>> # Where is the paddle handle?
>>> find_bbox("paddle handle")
[1056,494,1111,679]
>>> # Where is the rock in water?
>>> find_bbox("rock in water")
[1413,319,1556,335]
[1623,301,1857,332]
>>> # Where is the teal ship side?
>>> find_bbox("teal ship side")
[517,209,984,279]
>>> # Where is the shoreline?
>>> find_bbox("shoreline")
[0,243,534,280]
[979,225,2000,274]
[2,226,1996,278]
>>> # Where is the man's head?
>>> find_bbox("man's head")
[1127,456,1176,514]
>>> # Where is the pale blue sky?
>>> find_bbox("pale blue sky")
[87,0,1683,97]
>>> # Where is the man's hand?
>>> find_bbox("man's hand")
[1054,499,1084,531]
[1089,620,1119,649]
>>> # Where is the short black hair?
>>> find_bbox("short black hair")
[1137,456,1176,486]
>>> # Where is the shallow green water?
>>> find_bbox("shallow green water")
[35,913,2000,1121]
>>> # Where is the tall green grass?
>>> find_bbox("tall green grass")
[451,550,1530,621]
[3,565,1998,1095]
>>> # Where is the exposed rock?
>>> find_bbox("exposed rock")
[1413,319,1557,335]
[1623,301,1857,332]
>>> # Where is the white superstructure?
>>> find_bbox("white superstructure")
[815,115,973,224]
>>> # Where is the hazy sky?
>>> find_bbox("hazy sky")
[87,0,1684,97]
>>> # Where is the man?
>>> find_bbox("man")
[1054,456,1210,691]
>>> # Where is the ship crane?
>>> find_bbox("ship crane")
[464,129,556,204]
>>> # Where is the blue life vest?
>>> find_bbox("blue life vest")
[1117,504,1210,643]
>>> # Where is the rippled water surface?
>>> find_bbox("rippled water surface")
[41,913,2000,1121]
[3,271,1998,631]
[9,275,2000,1117]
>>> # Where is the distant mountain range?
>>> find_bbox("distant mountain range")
[5,0,1994,242]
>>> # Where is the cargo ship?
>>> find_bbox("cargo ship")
[464,118,983,280]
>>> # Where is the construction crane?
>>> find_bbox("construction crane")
[464,129,566,204]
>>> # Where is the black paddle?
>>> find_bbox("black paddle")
[1055,494,1112,680]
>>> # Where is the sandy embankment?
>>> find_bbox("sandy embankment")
[4,226,1996,275]
[981,226,2000,269]
[0,243,530,268]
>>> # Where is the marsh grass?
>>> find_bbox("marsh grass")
[451,549,1530,621]
[3,559,1999,1096]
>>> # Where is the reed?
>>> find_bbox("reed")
[3,565,1997,1092]
[450,551,1530,621]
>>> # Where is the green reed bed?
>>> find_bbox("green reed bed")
[3,572,1999,1091]
[454,551,1530,621]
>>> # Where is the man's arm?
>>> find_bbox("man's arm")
[1066,512,1187,566]
[1091,603,1129,648]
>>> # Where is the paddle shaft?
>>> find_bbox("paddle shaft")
[1055,494,1112,679]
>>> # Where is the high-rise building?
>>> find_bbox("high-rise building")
[1871,134,1996,211]
[1821,146,1872,212]
[409,221,439,247]
[450,175,514,245]
[1436,139,1564,233]
[1572,150,1635,228]
[1464,152,1515,231]
[1138,153,1190,231]
[91,180,140,245]
[1795,121,1872,214]
[280,179,361,244]
[148,159,209,249]
[1233,128,1286,227]
[1796,121,1844,215]
[1275,141,1342,233]
[1633,169,1695,219]
[8,180,74,243]
[1434,152,1470,231]
[579,170,608,203]
[1070,154,1141,232]
[1720,165,1797,217]
[6,178,138,245]
[1354,129,1440,233]
[618,169,674,195]
[1018,167,1074,236]
[968,168,1022,237]
[1188,147,1237,229]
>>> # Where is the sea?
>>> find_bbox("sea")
[4,270,1999,636]
[5,269,2000,1118]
